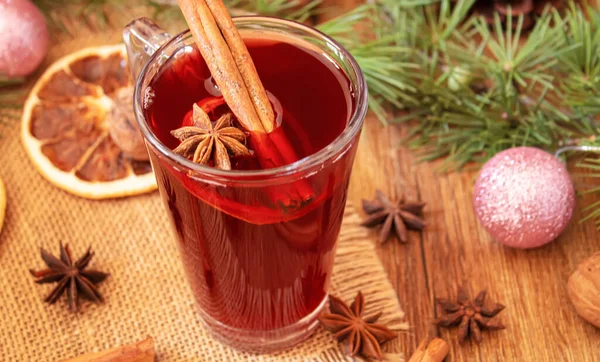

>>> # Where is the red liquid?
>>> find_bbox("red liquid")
[145,37,358,330]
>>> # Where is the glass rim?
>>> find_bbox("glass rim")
[134,16,368,181]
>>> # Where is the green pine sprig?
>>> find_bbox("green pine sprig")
[576,153,600,228]
[33,0,321,32]
[227,0,322,22]
[360,0,600,171]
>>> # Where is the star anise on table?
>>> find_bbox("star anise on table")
[434,288,506,343]
[171,103,250,170]
[361,190,426,243]
[318,292,397,360]
[29,243,109,312]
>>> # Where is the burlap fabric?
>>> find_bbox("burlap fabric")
[0,13,408,362]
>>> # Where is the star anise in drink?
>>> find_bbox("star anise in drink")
[318,292,397,360]
[170,103,250,170]
[29,243,109,312]
[434,288,506,343]
[361,190,426,243]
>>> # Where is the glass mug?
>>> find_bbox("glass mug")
[123,16,367,352]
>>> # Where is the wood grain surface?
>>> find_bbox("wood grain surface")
[318,0,600,360]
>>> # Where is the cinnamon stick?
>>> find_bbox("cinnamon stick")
[408,338,449,362]
[178,0,265,132]
[177,0,315,211]
[60,337,155,362]
[204,0,275,132]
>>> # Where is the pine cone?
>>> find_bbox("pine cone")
[471,0,566,30]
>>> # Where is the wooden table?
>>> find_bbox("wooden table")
[320,0,600,360]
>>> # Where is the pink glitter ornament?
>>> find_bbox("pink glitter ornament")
[0,0,49,77]
[473,147,575,249]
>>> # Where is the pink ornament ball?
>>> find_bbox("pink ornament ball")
[473,147,575,249]
[0,0,49,77]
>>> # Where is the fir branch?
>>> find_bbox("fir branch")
[34,0,321,32]
[33,0,123,33]
[229,0,322,22]
[318,4,420,123]
[559,2,600,116]
[577,155,600,228]
[147,0,323,23]
[148,1,185,23]
[367,0,598,169]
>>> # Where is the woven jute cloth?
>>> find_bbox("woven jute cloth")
[0,14,408,362]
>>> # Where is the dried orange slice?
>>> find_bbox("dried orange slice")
[21,45,156,199]
[0,176,6,233]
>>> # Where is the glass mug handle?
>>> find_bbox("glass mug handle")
[123,17,172,82]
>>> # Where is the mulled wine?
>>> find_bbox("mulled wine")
[131,17,366,351]
[148,38,351,165]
